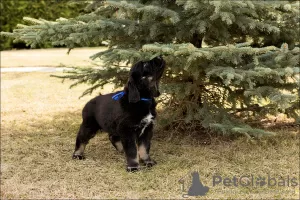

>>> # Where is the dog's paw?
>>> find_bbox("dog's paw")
[72,154,85,160]
[126,165,140,172]
[143,160,157,168]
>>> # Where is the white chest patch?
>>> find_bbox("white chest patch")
[139,113,154,137]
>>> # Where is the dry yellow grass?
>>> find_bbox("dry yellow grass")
[1,72,299,199]
[0,47,106,68]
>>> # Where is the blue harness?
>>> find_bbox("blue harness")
[112,91,152,102]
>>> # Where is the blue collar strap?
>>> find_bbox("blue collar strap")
[112,91,151,102]
[140,98,152,102]
[112,91,125,100]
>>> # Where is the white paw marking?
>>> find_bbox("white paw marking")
[115,141,124,152]
[74,144,86,155]
[138,143,149,160]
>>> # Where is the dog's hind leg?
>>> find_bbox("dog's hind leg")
[109,135,124,153]
[73,116,100,160]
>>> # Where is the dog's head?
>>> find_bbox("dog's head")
[126,56,166,103]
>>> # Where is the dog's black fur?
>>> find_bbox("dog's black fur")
[72,56,165,171]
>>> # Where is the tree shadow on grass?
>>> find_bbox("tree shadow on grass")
[2,109,298,157]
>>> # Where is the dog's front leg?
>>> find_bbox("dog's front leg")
[118,121,140,172]
[121,135,140,172]
[138,124,157,167]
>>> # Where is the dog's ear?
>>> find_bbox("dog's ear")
[127,61,143,103]
[128,78,140,103]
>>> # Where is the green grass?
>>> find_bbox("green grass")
[1,72,299,199]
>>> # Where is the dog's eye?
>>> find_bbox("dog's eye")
[143,63,151,70]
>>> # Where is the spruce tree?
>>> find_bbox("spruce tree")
[2,0,299,136]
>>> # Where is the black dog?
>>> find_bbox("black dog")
[72,56,166,172]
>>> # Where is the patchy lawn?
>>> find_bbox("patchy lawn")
[1,72,299,199]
